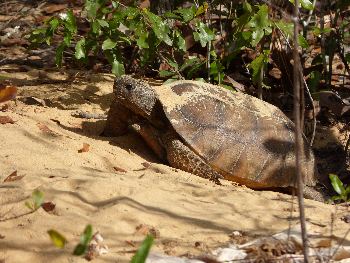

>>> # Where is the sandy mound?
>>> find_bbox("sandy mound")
[0,70,348,262]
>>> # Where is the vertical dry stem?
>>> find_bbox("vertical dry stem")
[292,0,309,262]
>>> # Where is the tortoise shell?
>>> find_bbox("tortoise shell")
[154,81,316,188]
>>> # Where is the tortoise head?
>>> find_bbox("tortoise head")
[113,75,160,123]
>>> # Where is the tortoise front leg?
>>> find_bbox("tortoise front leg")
[162,131,223,184]
[130,122,166,161]
[103,98,132,136]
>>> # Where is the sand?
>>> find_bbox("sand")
[0,70,348,262]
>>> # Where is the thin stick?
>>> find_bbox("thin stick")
[274,23,317,146]
[292,1,309,262]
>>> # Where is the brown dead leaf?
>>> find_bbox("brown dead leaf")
[269,68,282,79]
[42,4,67,14]
[113,166,127,173]
[135,224,160,238]
[78,143,90,153]
[3,171,25,182]
[0,116,15,124]
[37,123,59,136]
[0,85,17,103]
[41,202,56,212]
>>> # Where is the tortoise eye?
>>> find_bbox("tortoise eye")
[125,84,134,91]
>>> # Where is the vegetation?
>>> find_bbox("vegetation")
[329,173,350,202]
[28,0,350,93]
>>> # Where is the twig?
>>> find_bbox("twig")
[292,0,309,262]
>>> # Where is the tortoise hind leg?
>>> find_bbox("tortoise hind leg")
[162,131,222,184]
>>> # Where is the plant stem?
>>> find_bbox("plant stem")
[293,1,309,262]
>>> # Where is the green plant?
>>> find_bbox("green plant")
[30,1,209,77]
[130,235,154,263]
[329,173,350,202]
[73,224,94,255]
[47,224,93,256]
[25,189,44,211]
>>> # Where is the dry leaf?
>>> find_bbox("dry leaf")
[3,171,25,182]
[269,68,282,79]
[42,4,67,14]
[41,202,56,212]
[135,224,160,238]
[37,123,59,136]
[78,143,90,153]
[113,166,127,173]
[0,116,15,124]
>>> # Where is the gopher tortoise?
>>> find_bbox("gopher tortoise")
[104,76,323,200]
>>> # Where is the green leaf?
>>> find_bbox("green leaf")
[85,0,100,19]
[174,6,196,22]
[195,2,208,16]
[63,33,71,46]
[112,59,125,76]
[298,34,309,48]
[143,10,172,46]
[275,21,293,37]
[163,78,179,84]
[130,235,154,263]
[345,53,350,64]
[102,38,117,50]
[179,57,201,71]
[48,230,67,248]
[25,201,34,210]
[92,20,101,34]
[250,29,264,47]
[55,43,65,67]
[64,10,77,34]
[75,38,86,59]
[193,22,214,47]
[175,30,186,52]
[329,174,346,195]
[136,34,149,49]
[49,18,60,33]
[97,19,109,28]
[289,0,314,10]
[159,70,176,78]
[250,51,270,84]
[243,1,252,12]
[168,60,178,70]
[32,189,44,209]
[307,71,321,93]
[248,5,269,29]
[73,225,93,256]
[300,0,314,10]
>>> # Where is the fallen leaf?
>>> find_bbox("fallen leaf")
[135,224,160,238]
[269,68,282,79]
[113,166,127,173]
[0,116,15,124]
[41,202,56,212]
[37,123,59,136]
[3,171,25,182]
[42,4,67,14]
[78,143,90,153]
